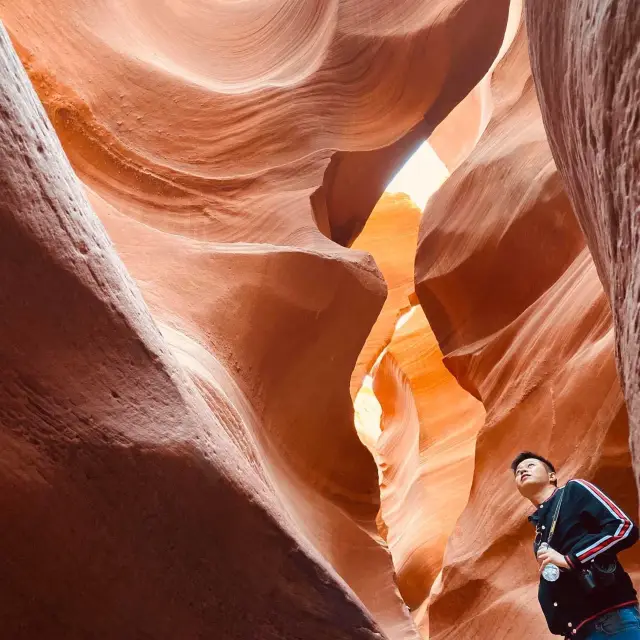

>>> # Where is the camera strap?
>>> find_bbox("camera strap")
[545,487,566,547]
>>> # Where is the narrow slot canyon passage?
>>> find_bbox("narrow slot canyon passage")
[0,1,639,639]
[349,1,640,634]
[352,141,486,635]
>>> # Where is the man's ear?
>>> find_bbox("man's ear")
[549,472,557,483]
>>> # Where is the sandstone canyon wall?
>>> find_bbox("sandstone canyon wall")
[2,0,638,637]
[372,306,486,637]
[351,192,486,639]
[353,5,525,632]
[351,193,423,397]
[0,23,390,639]
[415,15,640,639]
[0,0,513,638]
[525,0,640,490]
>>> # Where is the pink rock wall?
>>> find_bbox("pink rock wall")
[0,24,388,638]
[525,0,640,490]
[4,0,638,638]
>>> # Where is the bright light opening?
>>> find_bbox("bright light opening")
[353,374,382,452]
[354,141,450,451]
[385,140,450,210]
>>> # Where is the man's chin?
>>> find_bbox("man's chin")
[518,478,540,496]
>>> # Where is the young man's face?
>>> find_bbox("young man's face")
[514,458,555,496]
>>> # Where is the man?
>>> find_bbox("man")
[513,452,640,638]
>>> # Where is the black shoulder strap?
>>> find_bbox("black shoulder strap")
[546,486,566,546]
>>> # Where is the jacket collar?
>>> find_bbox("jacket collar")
[527,486,560,524]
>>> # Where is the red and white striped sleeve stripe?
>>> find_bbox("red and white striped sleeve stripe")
[573,479,634,562]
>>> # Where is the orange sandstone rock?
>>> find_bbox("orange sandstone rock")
[0,25,388,639]
[0,0,510,637]
[525,0,640,491]
[350,192,485,633]
[88,188,421,640]
[416,16,640,639]
[351,193,421,396]
[373,308,485,624]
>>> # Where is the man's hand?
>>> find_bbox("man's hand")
[537,546,570,573]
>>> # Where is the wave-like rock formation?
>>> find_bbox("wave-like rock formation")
[0,0,511,637]
[351,193,422,395]
[429,0,522,173]
[0,0,510,248]
[351,192,485,636]
[373,307,485,636]
[3,0,638,637]
[525,0,640,487]
[0,24,390,639]
[415,14,640,638]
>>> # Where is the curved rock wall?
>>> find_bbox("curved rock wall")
[0,0,511,637]
[415,16,640,639]
[0,25,387,638]
[373,307,486,635]
[351,193,485,637]
[5,0,637,638]
[429,0,523,172]
[525,0,640,491]
[351,193,422,396]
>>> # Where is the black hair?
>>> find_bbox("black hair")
[511,451,557,485]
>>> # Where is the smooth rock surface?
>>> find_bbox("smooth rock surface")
[0,23,387,639]
[525,0,640,490]
[351,193,421,396]
[8,0,638,638]
[415,16,640,638]
[373,307,485,633]
[0,0,510,637]
[351,192,485,634]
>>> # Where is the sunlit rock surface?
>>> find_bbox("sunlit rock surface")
[352,193,485,637]
[373,307,485,635]
[415,14,640,639]
[3,0,639,637]
[351,193,422,397]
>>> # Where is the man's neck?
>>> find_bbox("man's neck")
[529,484,557,508]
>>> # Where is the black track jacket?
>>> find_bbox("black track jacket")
[529,479,638,637]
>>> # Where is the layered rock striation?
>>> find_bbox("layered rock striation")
[3,0,639,638]
[525,0,640,489]
[0,0,510,637]
[0,23,391,639]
